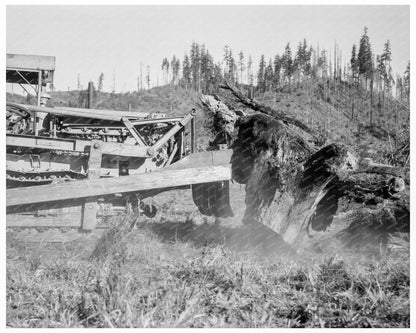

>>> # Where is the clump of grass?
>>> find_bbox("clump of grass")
[89,212,139,261]
[317,257,351,292]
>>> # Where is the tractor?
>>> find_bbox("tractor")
[6,53,233,231]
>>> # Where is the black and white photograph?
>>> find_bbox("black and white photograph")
[4,1,413,329]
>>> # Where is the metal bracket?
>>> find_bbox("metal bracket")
[122,117,147,146]
[29,154,41,168]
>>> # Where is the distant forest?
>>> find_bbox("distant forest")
[154,27,410,107]
[72,27,410,116]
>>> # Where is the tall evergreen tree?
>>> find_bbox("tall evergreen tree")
[223,45,231,81]
[396,75,403,101]
[281,43,293,86]
[350,44,359,83]
[404,61,410,104]
[146,66,151,89]
[358,27,373,84]
[182,54,191,90]
[226,49,237,83]
[170,55,180,85]
[211,62,223,93]
[247,55,253,86]
[379,40,393,94]
[273,54,281,87]
[97,72,104,92]
[264,58,274,91]
[200,44,207,90]
[317,50,328,78]
[200,45,214,93]
[257,54,266,92]
[161,58,169,84]
[294,39,312,81]
[238,50,245,84]
[190,42,201,91]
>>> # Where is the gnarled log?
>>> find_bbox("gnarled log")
[200,94,238,149]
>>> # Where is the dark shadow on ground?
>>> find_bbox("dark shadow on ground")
[140,220,296,257]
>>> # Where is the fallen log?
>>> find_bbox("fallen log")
[219,81,321,144]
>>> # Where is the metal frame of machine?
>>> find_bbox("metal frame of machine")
[6,54,233,231]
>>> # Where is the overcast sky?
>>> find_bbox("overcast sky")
[6,5,410,92]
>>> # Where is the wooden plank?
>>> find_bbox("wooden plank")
[81,140,102,231]
[8,103,125,122]
[55,106,165,119]
[7,166,231,207]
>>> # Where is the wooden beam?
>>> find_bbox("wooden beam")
[191,116,196,153]
[7,165,231,207]
[81,140,102,231]
[9,103,167,121]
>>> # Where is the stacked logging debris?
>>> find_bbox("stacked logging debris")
[202,83,409,248]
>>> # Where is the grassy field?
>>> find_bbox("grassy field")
[6,185,410,328]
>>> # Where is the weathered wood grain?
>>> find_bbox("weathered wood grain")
[7,166,231,207]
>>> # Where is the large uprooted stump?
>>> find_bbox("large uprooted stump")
[231,113,409,248]
[200,85,409,249]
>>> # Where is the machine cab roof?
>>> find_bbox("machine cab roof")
[6,53,55,85]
